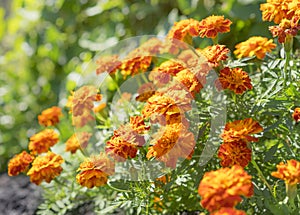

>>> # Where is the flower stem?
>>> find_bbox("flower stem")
[251,159,275,199]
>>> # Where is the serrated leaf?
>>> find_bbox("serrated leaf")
[264,144,278,162]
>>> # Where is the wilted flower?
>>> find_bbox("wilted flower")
[38,106,63,127]
[198,165,253,212]
[221,118,263,143]
[198,15,232,38]
[27,151,64,185]
[76,153,115,188]
[216,67,253,94]
[292,107,300,122]
[218,141,252,168]
[28,129,59,154]
[8,151,34,176]
[234,36,276,59]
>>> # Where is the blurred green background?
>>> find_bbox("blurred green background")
[0,0,271,172]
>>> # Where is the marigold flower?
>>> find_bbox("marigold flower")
[260,0,293,24]
[137,37,163,55]
[210,207,246,215]
[119,56,152,78]
[218,141,252,168]
[198,165,253,212]
[105,125,141,162]
[174,69,204,96]
[136,82,156,102]
[167,18,201,41]
[130,116,150,134]
[201,45,230,67]
[153,196,164,212]
[198,15,232,38]
[96,55,121,75]
[292,107,300,122]
[271,159,300,185]
[76,152,115,188]
[72,110,95,128]
[216,67,253,94]
[269,16,300,43]
[72,86,101,117]
[8,151,34,176]
[147,123,195,168]
[28,129,59,154]
[27,151,64,185]
[221,118,263,143]
[38,106,63,127]
[234,36,276,60]
[65,132,92,154]
[93,103,106,113]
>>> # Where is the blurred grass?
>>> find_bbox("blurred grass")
[0,0,274,172]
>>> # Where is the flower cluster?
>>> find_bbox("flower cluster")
[218,118,263,167]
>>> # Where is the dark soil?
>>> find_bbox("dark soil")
[0,173,41,215]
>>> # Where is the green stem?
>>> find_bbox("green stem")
[212,34,219,45]
[251,159,275,199]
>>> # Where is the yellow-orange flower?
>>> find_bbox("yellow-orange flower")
[72,110,94,128]
[198,165,253,212]
[28,129,59,154]
[65,132,92,154]
[260,0,293,24]
[136,82,156,102]
[76,152,115,188]
[210,207,246,215]
[269,16,300,43]
[96,55,121,75]
[271,159,300,185]
[27,151,63,185]
[38,106,63,127]
[130,116,150,134]
[221,118,263,143]
[218,141,252,168]
[167,18,201,41]
[234,36,276,60]
[198,15,232,38]
[292,107,300,122]
[201,45,230,67]
[147,123,195,168]
[174,69,204,96]
[93,103,106,113]
[8,151,34,176]
[105,124,142,162]
[216,67,253,94]
[72,86,101,117]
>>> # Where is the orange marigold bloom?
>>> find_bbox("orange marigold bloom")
[27,151,63,185]
[198,165,253,212]
[174,69,204,96]
[38,106,63,127]
[28,129,59,154]
[130,116,150,133]
[65,132,92,154]
[198,15,232,38]
[269,16,300,43]
[201,45,230,67]
[216,67,253,94]
[72,110,94,128]
[72,85,101,116]
[96,55,121,75]
[221,118,263,143]
[234,36,276,60]
[147,123,195,168]
[271,159,300,185]
[167,18,201,41]
[260,0,293,24]
[105,127,139,162]
[76,152,115,188]
[211,207,246,215]
[292,107,300,122]
[8,151,34,176]
[218,141,252,168]
[136,82,156,102]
